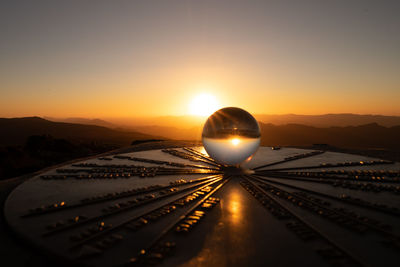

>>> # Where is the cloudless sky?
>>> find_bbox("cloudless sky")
[0,0,399,117]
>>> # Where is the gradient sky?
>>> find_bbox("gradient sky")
[1,0,399,118]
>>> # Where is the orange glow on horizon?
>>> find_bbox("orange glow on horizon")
[1,2,400,119]
[1,73,399,118]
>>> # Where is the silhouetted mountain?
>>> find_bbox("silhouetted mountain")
[130,125,202,140]
[107,113,400,129]
[0,117,159,146]
[44,113,400,131]
[44,117,116,128]
[3,116,399,151]
[254,113,400,127]
[259,122,400,149]
[121,121,400,151]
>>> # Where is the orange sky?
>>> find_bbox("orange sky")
[1,1,399,118]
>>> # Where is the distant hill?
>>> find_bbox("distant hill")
[130,125,202,140]
[44,113,400,129]
[259,122,400,150]
[254,114,400,127]
[0,117,160,146]
[110,113,400,128]
[44,117,116,128]
[123,121,400,151]
[3,116,399,151]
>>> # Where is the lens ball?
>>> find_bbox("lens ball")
[202,107,260,165]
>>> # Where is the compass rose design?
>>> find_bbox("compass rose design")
[5,109,400,267]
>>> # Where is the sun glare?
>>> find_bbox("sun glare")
[189,93,220,117]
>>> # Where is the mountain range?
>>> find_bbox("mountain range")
[258,122,400,149]
[1,116,399,151]
[47,113,400,129]
[254,114,400,128]
[0,117,158,146]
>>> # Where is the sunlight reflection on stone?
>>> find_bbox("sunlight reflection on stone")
[228,189,242,225]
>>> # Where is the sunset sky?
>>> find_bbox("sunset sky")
[0,0,399,118]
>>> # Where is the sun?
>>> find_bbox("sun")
[188,93,220,117]
[230,138,241,146]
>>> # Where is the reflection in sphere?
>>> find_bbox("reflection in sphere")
[202,107,261,165]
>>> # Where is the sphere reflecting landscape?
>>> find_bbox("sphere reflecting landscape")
[202,107,261,165]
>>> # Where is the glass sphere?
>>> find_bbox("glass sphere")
[202,107,261,166]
